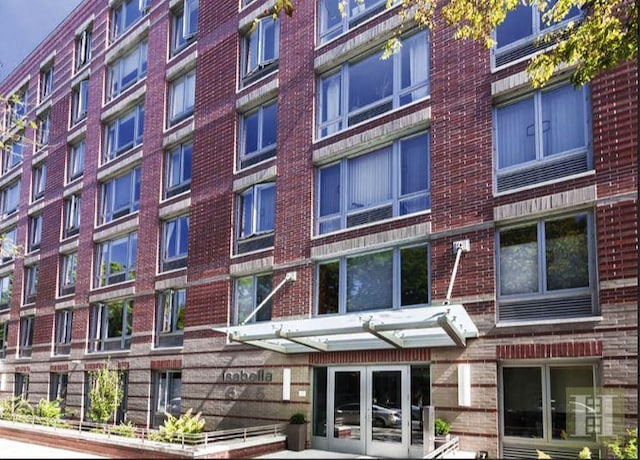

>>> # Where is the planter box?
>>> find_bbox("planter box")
[286,423,307,451]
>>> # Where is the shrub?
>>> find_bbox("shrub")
[289,412,308,424]
[607,428,638,460]
[434,418,450,436]
[0,396,33,420]
[149,408,205,443]
[110,420,137,438]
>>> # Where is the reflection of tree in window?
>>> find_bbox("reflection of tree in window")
[318,261,339,314]
[500,225,538,295]
[346,251,392,312]
[545,215,588,291]
[401,246,429,306]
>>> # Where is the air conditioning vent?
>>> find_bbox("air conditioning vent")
[237,234,274,254]
[347,205,392,228]
[499,294,593,322]
[497,152,589,193]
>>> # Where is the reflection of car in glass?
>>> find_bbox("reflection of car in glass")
[335,403,401,427]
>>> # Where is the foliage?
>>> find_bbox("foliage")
[606,428,638,460]
[34,398,65,426]
[434,417,450,436]
[87,360,124,425]
[0,396,33,419]
[289,412,308,424]
[109,420,137,438]
[271,0,637,87]
[536,449,552,459]
[149,408,206,443]
[578,446,592,459]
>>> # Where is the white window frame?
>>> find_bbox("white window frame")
[242,16,280,84]
[67,140,85,182]
[107,42,148,101]
[53,309,73,355]
[156,288,185,347]
[1,181,20,216]
[71,79,90,124]
[60,252,78,295]
[95,232,137,287]
[39,65,54,103]
[238,183,275,239]
[31,162,47,202]
[161,214,189,271]
[23,264,38,305]
[0,321,7,358]
[2,139,24,174]
[75,27,92,71]
[233,273,272,324]
[239,100,278,169]
[104,104,145,162]
[168,70,195,126]
[28,214,43,252]
[164,142,192,198]
[63,193,81,238]
[36,111,51,148]
[153,370,182,420]
[88,299,133,352]
[318,0,388,44]
[99,167,140,224]
[1,227,17,263]
[111,0,149,41]
[19,315,34,357]
[0,274,12,309]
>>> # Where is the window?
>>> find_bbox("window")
[31,163,46,202]
[28,214,42,252]
[317,244,429,314]
[164,142,192,198]
[495,83,591,192]
[239,100,277,169]
[19,315,34,358]
[84,371,128,423]
[319,0,387,44]
[317,132,430,234]
[36,111,50,149]
[0,274,11,310]
[241,16,279,86]
[23,264,38,305]
[99,167,140,224]
[71,79,89,124]
[104,104,144,162]
[156,288,185,347]
[168,70,195,126]
[95,232,137,287]
[2,140,24,174]
[153,371,181,426]
[5,87,27,128]
[15,373,29,398]
[501,364,597,455]
[111,0,149,41]
[75,26,92,71]
[107,42,148,101]
[233,273,272,324]
[497,213,595,322]
[39,65,54,103]
[67,140,85,182]
[59,252,78,296]
[54,309,73,355]
[0,181,20,216]
[170,0,198,56]
[161,215,188,271]
[0,321,7,358]
[318,30,429,138]
[88,299,133,352]
[1,227,17,263]
[494,0,581,68]
[49,373,68,407]
[236,183,275,254]
[63,193,81,238]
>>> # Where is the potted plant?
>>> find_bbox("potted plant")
[286,412,308,451]
[434,418,451,447]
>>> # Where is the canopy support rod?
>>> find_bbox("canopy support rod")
[241,271,297,325]
[445,240,470,304]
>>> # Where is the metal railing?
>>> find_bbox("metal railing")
[424,436,460,459]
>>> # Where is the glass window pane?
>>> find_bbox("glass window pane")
[497,97,536,168]
[542,85,586,156]
[261,103,278,149]
[500,225,539,295]
[319,164,340,217]
[257,185,275,233]
[244,112,259,154]
[182,145,192,182]
[107,303,123,338]
[503,367,543,438]
[400,32,429,101]
[262,19,278,62]
[348,149,391,210]
[401,246,429,306]
[178,217,189,255]
[117,114,136,150]
[496,3,533,48]
[346,251,392,312]
[241,189,253,237]
[401,134,429,195]
[545,215,589,290]
[348,51,393,112]
[550,366,594,441]
[318,261,339,315]
[236,277,254,324]
[256,275,272,322]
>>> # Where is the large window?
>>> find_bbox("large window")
[494,0,581,68]
[88,299,133,352]
[28,213,42,252]
[1,227,17,263]
[54,309,73,356]
[63,193,81,238]
[19,315,34,358]
[5,87,27,128]
[36,111,51,149]
[31,162,47,202]
[153,371,181,426]
[39,64,54,103]
[497,213,595,322]
[501,364,597,455]
[170,0,198,56]
[59,252,78,296]
[236,183,275,254]
[99,167,140,224]
[495,83,591,192]
[95,232,137,287]
[317,132,429,234]
[317,244,429,315]
[0,181,20,216]
[23,264,38,305]
[156,288,185,348]
[161,214,189,271]
[239,101,277,169]
[71,79,89,124]
[104,104,145,162]
[319,0,387,44]
[111,0,149,41]
[241,16,279,86]
[234,273,272,324]
[2,140,24,174]
[318,30,429,138]
[168,70,195,126]
[67,140,85,182]
[107,42,148,101]
[164,142,192,198]
[84,371,128,423]
[0,274,11,310]
[0,321,7,358]
[49,373,68,407]
[75,25,92,71]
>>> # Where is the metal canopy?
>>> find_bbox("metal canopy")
[212,304,479,354]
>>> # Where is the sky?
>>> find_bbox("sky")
[0,0,85,82]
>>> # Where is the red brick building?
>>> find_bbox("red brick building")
[0,0,636,458]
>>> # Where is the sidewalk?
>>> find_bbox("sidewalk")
[256,449,376,458]
[0,436,105,459]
